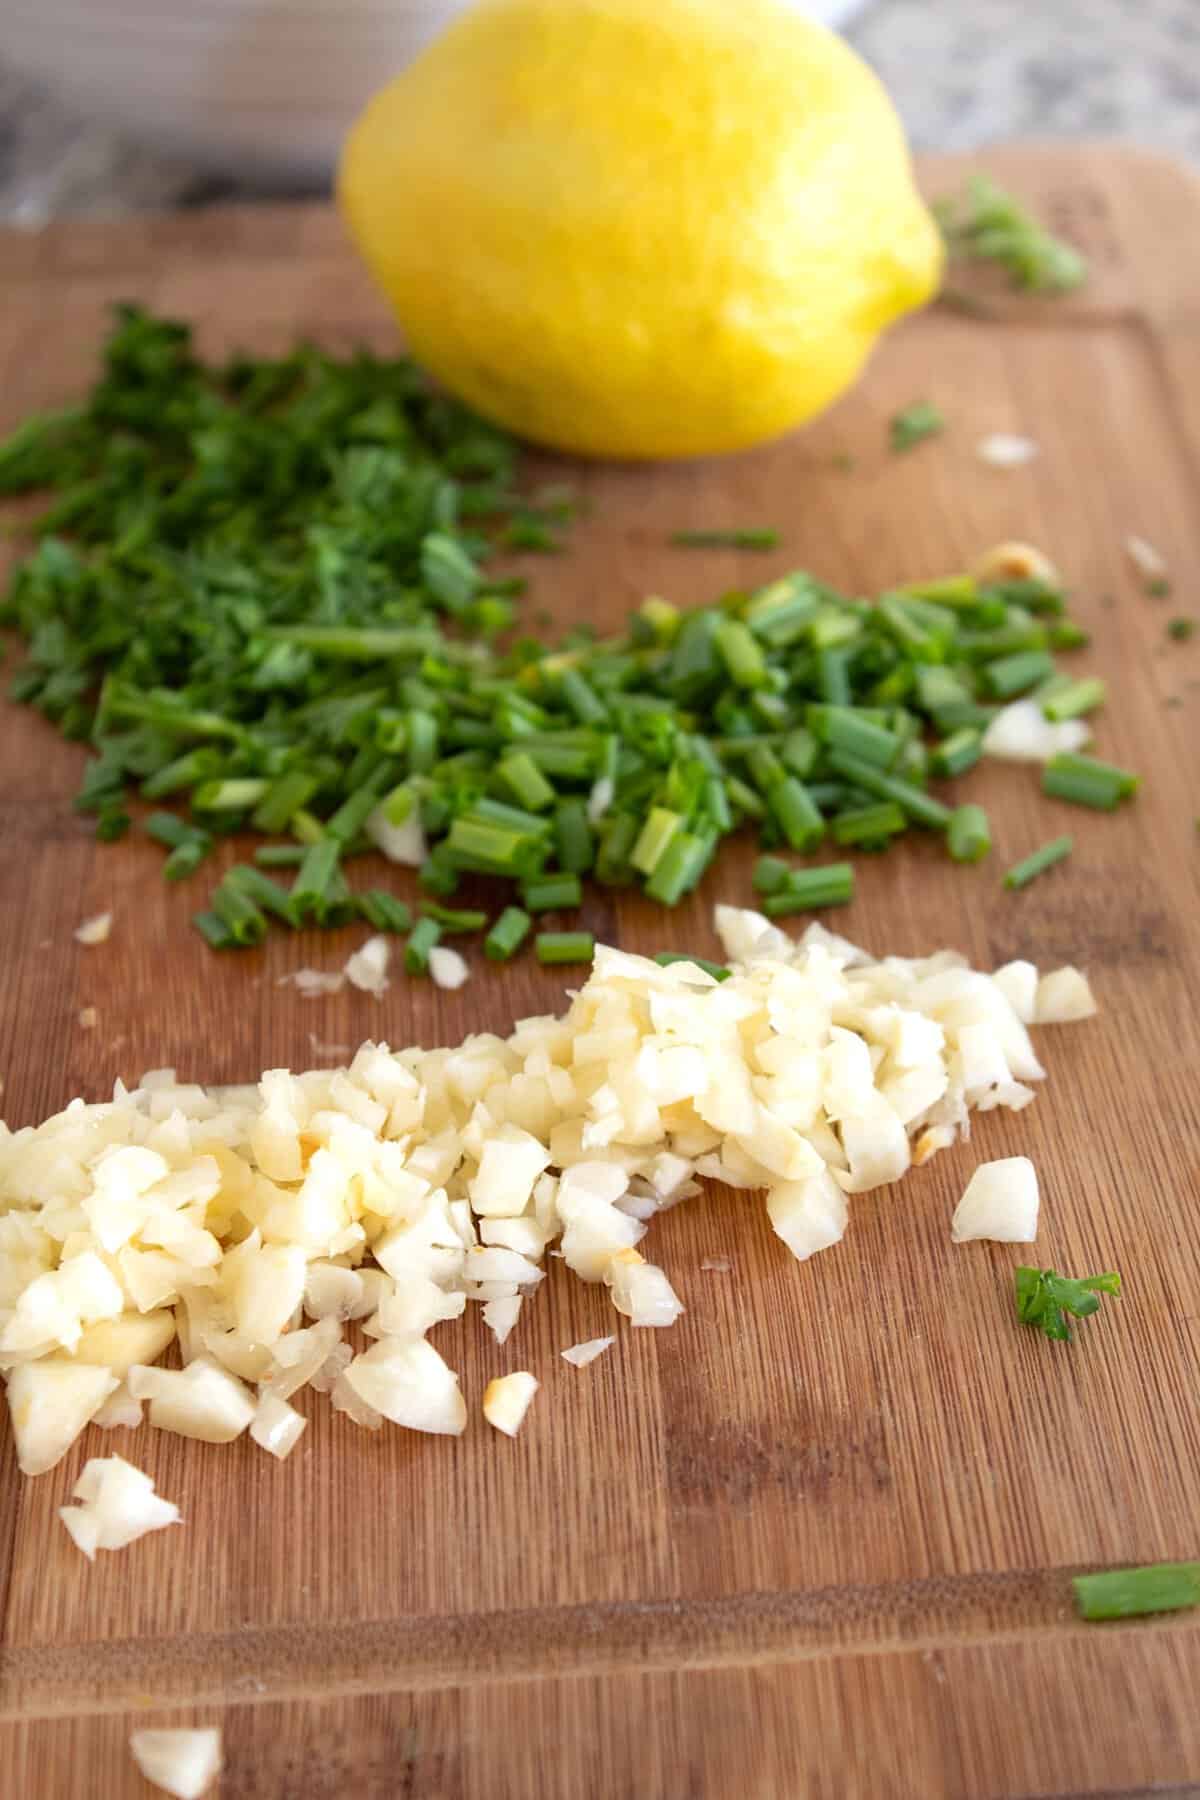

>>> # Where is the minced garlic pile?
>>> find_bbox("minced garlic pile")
[0,907,1094,1476]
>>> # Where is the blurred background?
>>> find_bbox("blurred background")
[1,0,1197,225]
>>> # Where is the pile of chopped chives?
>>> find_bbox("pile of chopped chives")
[0,306,1139,967]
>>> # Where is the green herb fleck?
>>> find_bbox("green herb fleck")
[1014,1267,1121,1342]
[889,403,944,453]
[1167,615,1195,641]
[671,528,780,551]
[935,175,1087,293]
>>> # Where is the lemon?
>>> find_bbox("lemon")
[339,0,942,460]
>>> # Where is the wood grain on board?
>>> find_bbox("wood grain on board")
[0,145,1199,1799]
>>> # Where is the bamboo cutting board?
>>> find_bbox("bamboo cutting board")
[1,145,1199,1799]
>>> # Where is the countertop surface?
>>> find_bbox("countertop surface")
[1,0,1199,224]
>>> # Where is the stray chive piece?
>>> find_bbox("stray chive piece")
[653,951,731,981]
[484,906,532,962]
[670,528,780,551]
[192,910,236,951]
[1042,752,1140,811]
[889,402,944,453]
[521,874,583,913]
[753,854,793,896]
[254,844,307,868]
[1073,1562,1200,1623]
[1041,676,1107,721]
[421,902,488,933]
[1014,1267,1121,1343]
[357,892,413,934]
[934,174,1087,294]
[405,916,442,975]
[832,801,907,849]
[1167,616,1195,642]
[946,803,992,864]
[930,728,983,778]
[762,863,854,915]
[535,930,595,966]
[1003,835,1073,890]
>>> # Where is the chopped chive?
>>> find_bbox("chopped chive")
[535,930,595,965]
[497,750,555,812]
[753,854,793,895]
[715,618,768,689]
[815,647,852,707]
[831,801,907,847]
[826,750,953,829]
[421,902,488,933]
[763,863,854,914]
[645,830,714,905]
[290,809,326,846]
[1167,615,1195,642]
[558,667,608,726]
[251,770,318,834]
[192,909,237,950]
[1073,1562,1200,1623]
[1049,620,1090,650]
[632,806,683,876]
[520,874,582,912]
[769,777,825,852]
[325,779,388,845]
[889,402,944,453]
[163,841,209,880]
[808,704,902,768]
[595,813,640,886]
[671,528,780,550]
[1042,752,1139,810]
[553,798,594,874]
[653,952,731,980]
[288,838,340,924]
[484,905,532,961]
[1003,834,1073,890]
[223,863,294,921]
[982,648,1056,699]
[946,803,992,864]
[1041,677,1107,721]
[930,727,983,778]
[405,916,442,975]
[211,881,269,947]
[357,891,413,933]
[254,844,307,868]
[192,777,268,812]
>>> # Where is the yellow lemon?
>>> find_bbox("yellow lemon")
[339,0,942,459]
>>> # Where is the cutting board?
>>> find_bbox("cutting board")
[1,145,1199,1799]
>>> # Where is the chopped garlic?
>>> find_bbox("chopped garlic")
[74,911,112,946]
[344,934,391,998]
[366,802,426,866]
[277,968,344,998]
[1125,534,1167,582]
[0,907,1098,1475]
[59,1454,179,1559]
[250,1391,307,1460]
[977,433,1038,468]
[78,1007,98,1031]
[482,1293,522,1346]
[129,1728,222,1800]
[982,700,1090,763]
[429,945,470,990]
[129,1358,256,1443]
[561,1336,614,1367]
[972,541,1059,587]
[951,1157,1040,1243]
[1035,966,1098,1024]
[483,1370,538,1437]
